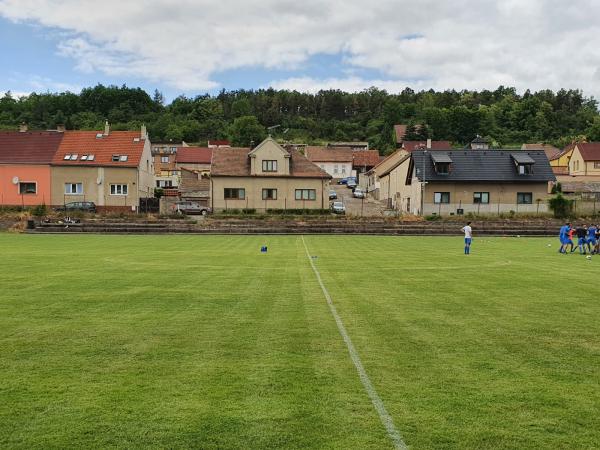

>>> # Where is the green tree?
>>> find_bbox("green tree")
[228,116,266,146]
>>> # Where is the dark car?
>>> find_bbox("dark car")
[346,179,357,189]
[54,201,97,213]
[329,190,338,200]
[337,178,349,185]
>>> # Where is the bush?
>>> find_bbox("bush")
[31,204,47,216]
[425,214,442,221]
[266,208,330,215]
[242,208,256,214]
[548,194,574,218]
[154,188,164,198]
[551,182,563,194]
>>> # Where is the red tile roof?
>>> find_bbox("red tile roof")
[212,148,330,178]
[352,150,380,168]
[52,131,146,167]
[305,146,354,163]
[577,143,600,161]
[522,143,560,160]
[208,140,230,146]
[402,141,452,152]
[550,143,576,161]
[0,131,64,164]
[176,147,212,164]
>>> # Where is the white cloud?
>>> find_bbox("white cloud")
[1,0,600,98]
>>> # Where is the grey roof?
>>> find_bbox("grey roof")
[411,150,556,183]
[471,135,489,144]
[431,153,453,163]
[511,152,535,164]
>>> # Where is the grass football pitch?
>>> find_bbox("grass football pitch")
[0,234,599,449]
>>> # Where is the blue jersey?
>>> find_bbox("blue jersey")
[559,225,567,238]
[588,227,597,238]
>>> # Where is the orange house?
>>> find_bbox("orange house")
[0,131,63,206]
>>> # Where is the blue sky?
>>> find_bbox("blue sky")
[1,1,600,102]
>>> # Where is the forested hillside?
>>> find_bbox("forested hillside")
[1,84,599,154]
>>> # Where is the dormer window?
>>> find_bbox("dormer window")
[511,153,535,175]
[63,154,71,160]
[262,160,277,172]
[431,153,452,175]
[112,155,119,162]
[120,155,128,162]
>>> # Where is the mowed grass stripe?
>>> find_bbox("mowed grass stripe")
[303,235,600,449]
[0,234,392,449]
[301,236,407,450]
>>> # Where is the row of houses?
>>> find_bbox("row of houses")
[0,123,154,211]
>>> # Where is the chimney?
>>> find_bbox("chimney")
[56,124,66,133]
[19,122,28,133]
[140,124,147,140]
[426,138,432,149]
[104,120,110,136]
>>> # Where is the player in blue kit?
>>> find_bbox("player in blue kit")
[588,224,598,254]
[558,222,571,254]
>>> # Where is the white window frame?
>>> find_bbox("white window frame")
[295,189,316,201]
[262,160,278,172]
[473,192,489,204]
[262,188,277,200]
[434,192,450,204]
[161,156,169,163]
[65,183,83,195]
[110,184,128,196]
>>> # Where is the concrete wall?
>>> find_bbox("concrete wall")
[0,164,52,206]
[211,176,329,210]
[249,139,290,176]
[314,161,353,179]
[51,166,143,211]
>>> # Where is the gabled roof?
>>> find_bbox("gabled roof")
[471,135,489,144]
[176,147,213,164]
[550,143,576,162]
[411,150,555,183]
[402,141,452,152]
[52,131,146,167]
[576,143,600,161]
[352,150,380,168]
[522,143,560,160]
[305,146,354,163]
[211,147,330,178]
[0,131,64,164]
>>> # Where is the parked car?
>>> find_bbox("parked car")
[329,190,338,200]
[174,201,212,215]
[330,201,346,214]
[346,179,357,189]
[353,188,366,199]
[337,177,349,185]
[53,201,97,213]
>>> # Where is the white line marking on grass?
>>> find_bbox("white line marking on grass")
[301,236,407,450]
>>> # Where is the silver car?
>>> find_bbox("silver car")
[330,201,346,214]
[353,188,366,199]
[174,201,212,215]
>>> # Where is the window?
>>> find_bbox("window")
[119,155,128,162]
[112,155,120,162]
[65,183,83,195]
[70,154,78,160]
[435,162,450,174]
[161,156,169,163]
[341,165,346,174]
[517,192,533,204]
[334,164,339,174]
[434,192,450,204]
[63,154,71,160]
[170,146,177,152]
[81,155,88,161]
[518,164,533,175]
[473,192,489,204]
[110,184,128,195]
[262,160,277,172]
[262,188,277,200]
[19,182,36,194]
[295,189,316,200]
[171,170,179,176]
[224,188,245,199]
[595,162,600,169]
[87,154,95,161]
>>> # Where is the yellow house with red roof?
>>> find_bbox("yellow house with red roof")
[50,123,154,211]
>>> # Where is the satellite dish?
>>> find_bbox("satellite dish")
[12,176,19,185]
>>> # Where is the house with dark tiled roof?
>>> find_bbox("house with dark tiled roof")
[50,123,154,211]
[0,130,63,206]
[381,149,555,215]
[210,137,331,211]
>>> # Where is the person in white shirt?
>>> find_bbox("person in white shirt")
[461,222,472,255]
